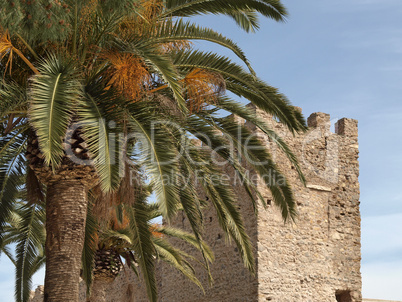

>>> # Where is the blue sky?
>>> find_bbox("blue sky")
[1,1,402,301]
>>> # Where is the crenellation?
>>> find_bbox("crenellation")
[307,112,331,129]
[335,118,358,138]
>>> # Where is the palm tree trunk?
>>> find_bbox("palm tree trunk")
[44,179,88,302]
[87,277,113,302]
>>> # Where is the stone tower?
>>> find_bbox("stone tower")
[158,104,362,302]
[29,105,362,302]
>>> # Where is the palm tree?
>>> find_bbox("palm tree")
[0,0,307,301]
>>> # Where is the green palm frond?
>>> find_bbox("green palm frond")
[170,142,215,283]
[194,110,297,221]
[214,96,305,185]
[227,10,260,33]
[141,19,255,75]
[155,226,213,262]
[162,0,288,29]
[172,49,306,133]
[0,81,27,116]
[203,172,255,273]
[78,85,124,192]
[165,124,255,272]
[96,0,139,17]
[125,101,181,219]
[2,199,46,302]
[181,115,264,213]
[0,131,27,246]
[148,112,259,272]
[0,245,15,265]
[100,229,133,247]
[28,55,82,169]
[153,237,204,291]
[14,202,46,302]
[125,198,157,302]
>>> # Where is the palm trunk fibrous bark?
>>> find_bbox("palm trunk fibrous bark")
[44,180,89,302]
[28,131,98,301]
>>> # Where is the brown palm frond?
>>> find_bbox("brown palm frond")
[0,31,14,76]
[92,164,144,220]
[0,30,39,75]
[184,68,226,113]
[91,184,119,221]
[109,208,130,231]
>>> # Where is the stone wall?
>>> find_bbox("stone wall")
[159,105,362,302]
[30,104,362,302]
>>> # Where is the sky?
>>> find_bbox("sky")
[1,0,402,301]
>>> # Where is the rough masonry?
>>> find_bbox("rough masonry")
[30,104,362,302]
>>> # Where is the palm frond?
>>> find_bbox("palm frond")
[0,245,16,265]
[141,19,255,74]
[195,111,297,221]
[203,171,255,273]
[78,85,124,192]
[181,115,263,213]
[155,226,213,262]
[0,81,27,116]
[172,49,307,133]
[153,237,204,291]
[169,127,255,272]
[14,202,46,302]
[227,10,260,33]
[214,96,305,185]
[113,38,187,113]
[28,54,82,169]
[0,131,27,247]
[162,0,287,29]
[125,198,157,302]
[125,101,181,219]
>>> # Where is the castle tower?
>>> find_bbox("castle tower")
[159,105,362,302]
